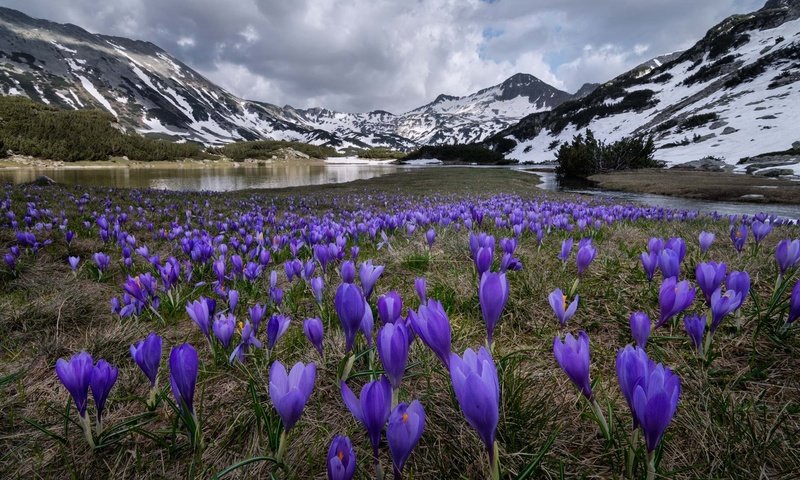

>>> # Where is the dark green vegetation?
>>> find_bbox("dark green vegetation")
[206,140,339,161]
[1,168,799,479]
[403,144,510,165]
[555,130,660,179]
[0,96,205,161]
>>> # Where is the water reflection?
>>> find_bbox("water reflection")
[0,163,397,191]
[535,171,800,220]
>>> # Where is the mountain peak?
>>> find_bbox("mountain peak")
[502,73,540,85]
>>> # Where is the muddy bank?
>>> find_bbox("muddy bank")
[588,169,800,205]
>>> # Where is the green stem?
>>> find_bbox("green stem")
[646,451,656,480]
[276,430,287,463]
[626,429,639,479]
[369,349,376,382]
[570,278,580,298]
[340,353,355,382]
[147,383,159,410]
[590,398,610,440]
[702,331,714,360]
[80,413,95,449]
[391,388,399,409]
[489,441,500,480]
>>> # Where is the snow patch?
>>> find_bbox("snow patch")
[76,75,117,117]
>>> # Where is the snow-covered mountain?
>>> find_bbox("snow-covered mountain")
[0,6,574,149]
[487,0,800,173]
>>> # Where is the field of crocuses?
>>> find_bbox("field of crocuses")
[1,168,799,479]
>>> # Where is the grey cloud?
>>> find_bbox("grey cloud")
[0,0,766,112]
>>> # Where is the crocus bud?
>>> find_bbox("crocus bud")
[629,311,651,348]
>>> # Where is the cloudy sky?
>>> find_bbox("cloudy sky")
[4,0,764,112]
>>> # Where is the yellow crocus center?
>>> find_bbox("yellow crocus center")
[337,450,344,461]
[402,412,409,423]
[562,294,567,309]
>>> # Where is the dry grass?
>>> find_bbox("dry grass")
[589,169,800,204]
[1,168,799,479]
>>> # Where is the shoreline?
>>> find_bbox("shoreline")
[587,169,800,205]
[0,155,338,170]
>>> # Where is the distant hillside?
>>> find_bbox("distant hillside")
[0,95,204,161]
[0,6,578,150]
[485,0,800,177]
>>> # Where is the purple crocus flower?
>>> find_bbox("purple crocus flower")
[341,261,356,284]
[698,231,715,253]
[666,237,686,262]
[335,283,366,353]
[130,332,162,387]
[387,400,426,478]
[327,435,356,480]
[267,314,291,351]
[414,277,427,303]
[360,300,374,347]
[227,289,239,313]
[726,270,750,302]
[268,360,316,432]
[640,251,658,282]
[186,298,211,337]
[169,343,198,414]
[378,291,403,324]
[479,272,508,346]
[775,239,800,276]
[553,331,593,400]
[341,376,392,462]
[633,363,681,453]
[730,224,747,253]
[230,321,263,363]
[474,247,493,277]
[558,238,573,262]
[616,345,651,428]
[576,241,597,275]
[658,249,680,279]
[629,311,651,348]
[311,276,325,304]
[303,317,324,356]
[548,288,579,328]
[3,252,16,270]
[751,221,772,246]
[68,256,80,271]
[683,314,705,353]
[657,277,695,328]
[408,300,452,368]
[90,359,118,428]
[710,288,743,333]
[425,228,436,248]
[359,260,384,301]
[695,261,727,304]
[55,351,94,417]
[648,237,665,255]
[788,280,800,324]
[377,321,410,390]
[213,313,236,348]
[92,252,110,272]
[249,303,266,332]
[449,347,499,456]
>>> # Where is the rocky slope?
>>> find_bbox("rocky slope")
[485,0,800,176]
[0,7,575,149]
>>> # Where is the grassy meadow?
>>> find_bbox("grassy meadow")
[1,168,799,479]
